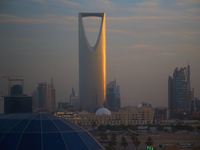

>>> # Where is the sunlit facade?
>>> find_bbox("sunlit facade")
[79,13,106,112]
[66,105,155,126]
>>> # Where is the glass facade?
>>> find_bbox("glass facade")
[168,65,192,116]
[0,112,104,150]
[4,96,32,114]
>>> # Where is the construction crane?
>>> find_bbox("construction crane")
[2,75,25,96]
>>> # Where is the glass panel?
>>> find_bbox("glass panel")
[32,114,41,120]
[46,114,57,120]
[42,120,59,132]
[52,120,73,131]
[41,114,49,120]
[43,133,67,150]
[62,120,84,131]
[0,114,15,119]
[18,133,41,150]
[0,133,5,142]
[10,120,30,133]
[0,119,21,132]
[24,120,41,133]
[25,113,38,120]
[0,133,21,150]
[8,113,30,119]
[62,132,88,150]
[78,132,102,150]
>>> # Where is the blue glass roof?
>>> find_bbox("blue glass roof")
[0,112,104,150]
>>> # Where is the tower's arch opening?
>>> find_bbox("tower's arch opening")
[82,17,102,47]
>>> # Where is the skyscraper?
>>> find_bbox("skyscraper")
[106,79,121,110]
[79,13,106,112]
[35,80,56,112]
[168,65,193,117]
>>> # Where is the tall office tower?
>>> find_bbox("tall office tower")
[10,85,23,96]
[106,79,121,110]
[50,78,56,111]
[168,65,193,117]
[70,87,75,105]
[79,13,106,112]
[37,81,56,112]
[10,79,23,96]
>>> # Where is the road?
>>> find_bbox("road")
[95,132,200,150]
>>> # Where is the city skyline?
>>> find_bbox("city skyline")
[0,0,200,107]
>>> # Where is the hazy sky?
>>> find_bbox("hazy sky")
[0,0,200,107]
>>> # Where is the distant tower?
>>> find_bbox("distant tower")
[50,78,56,111]
[79,13,106,112]
[106,79,121,110]
[70,87,75,104]
[10,79,23,96]
[37,79,56,112]
[168,65,193,117]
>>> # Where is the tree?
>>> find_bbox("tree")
[121,136,128,150]
[98,124,105,131]
[145,137,154,146]
[111,133,117,142]
[133,137,141,150]
[106,133,117,150]
[100,132,108,143]
[130,132,136,142]
[196,125,200,131]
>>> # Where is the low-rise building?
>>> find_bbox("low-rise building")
[66,104,155,126]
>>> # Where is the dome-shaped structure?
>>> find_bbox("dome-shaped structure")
[0,112,104,150]
[95,108,111,115]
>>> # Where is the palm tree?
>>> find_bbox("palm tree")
[111,133,117,142]
[130,132,136,142]
[133,137,141,150]
[145,137,154,146]
[100,132,108,143]
[108,133,117,149]
[121,136,128,150]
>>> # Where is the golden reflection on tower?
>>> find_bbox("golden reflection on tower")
[79,13,106,112]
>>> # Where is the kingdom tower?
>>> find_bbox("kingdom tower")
[79,13,106,112]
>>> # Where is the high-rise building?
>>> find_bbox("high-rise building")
[168,65,194,117]
[0,94,4,114]
[69,88,80,109]
[79,13,106,112]
[70,87,75,105]
[106,79,121,110]
[10,79,24,96]
[50,78,56,111]
[35,80,56,112]
[10,85,23,96]
[4,96,32,114]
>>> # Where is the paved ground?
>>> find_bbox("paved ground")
[95,133,200,150]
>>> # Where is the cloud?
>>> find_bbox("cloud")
[31,0,81,7]
[83,0,117,13]
[0,14,77,25]
[4,37,35,43]
[175,45,200,53]
[85,28,99,33]
[128,45,165,51]
[156,53,175,56]
[137,1,159,7]
[107,29,126,34]
[175,0,200,6]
